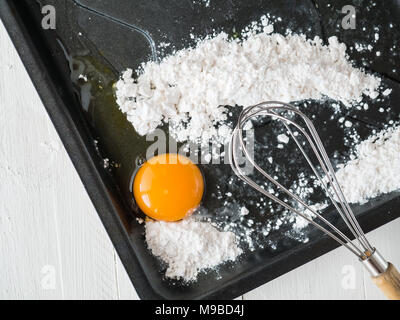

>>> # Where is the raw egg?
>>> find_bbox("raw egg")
[133,153,204,221]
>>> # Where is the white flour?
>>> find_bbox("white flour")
[115,18,381,145]
[145,218,242,281]
[336,125,400,204]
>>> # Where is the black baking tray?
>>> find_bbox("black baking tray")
[1,0,399,300]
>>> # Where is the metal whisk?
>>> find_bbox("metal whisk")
[229,101,400,299]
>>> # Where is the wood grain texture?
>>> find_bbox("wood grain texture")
[0,20,138,300]
[371,263,400,300]
[0,20,399,300]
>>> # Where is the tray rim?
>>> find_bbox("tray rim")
[1,0,399,300]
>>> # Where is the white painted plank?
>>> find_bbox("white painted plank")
[0,20,64,299]
[46,146,119,300]
[115,251,140,299]
[243,247,365,300]
[0,20,118,300]
[244,218,400,300]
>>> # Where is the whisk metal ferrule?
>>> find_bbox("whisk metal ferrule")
[361,249,389,277]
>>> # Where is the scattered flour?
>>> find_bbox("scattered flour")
[115,18,381,145]
[240,206,249,216]
[145,218,242,281]
[344,120,353,128]
[293,214,311,230]
[383,88,392,96]
[336,125,400,204]
[292,203,329,230]
[277,133,290,144]
[354,43,373,52]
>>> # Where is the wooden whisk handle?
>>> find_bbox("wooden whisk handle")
[372,263,400,300]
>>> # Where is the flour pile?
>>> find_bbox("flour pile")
[115,18,380,145]
[336,125,400,204]
[145,218,242,281]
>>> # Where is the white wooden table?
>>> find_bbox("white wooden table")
[1,21,399,300]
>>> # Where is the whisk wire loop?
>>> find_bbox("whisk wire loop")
[229,101,374,259]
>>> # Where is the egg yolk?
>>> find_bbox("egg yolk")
[133,153,204,222]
